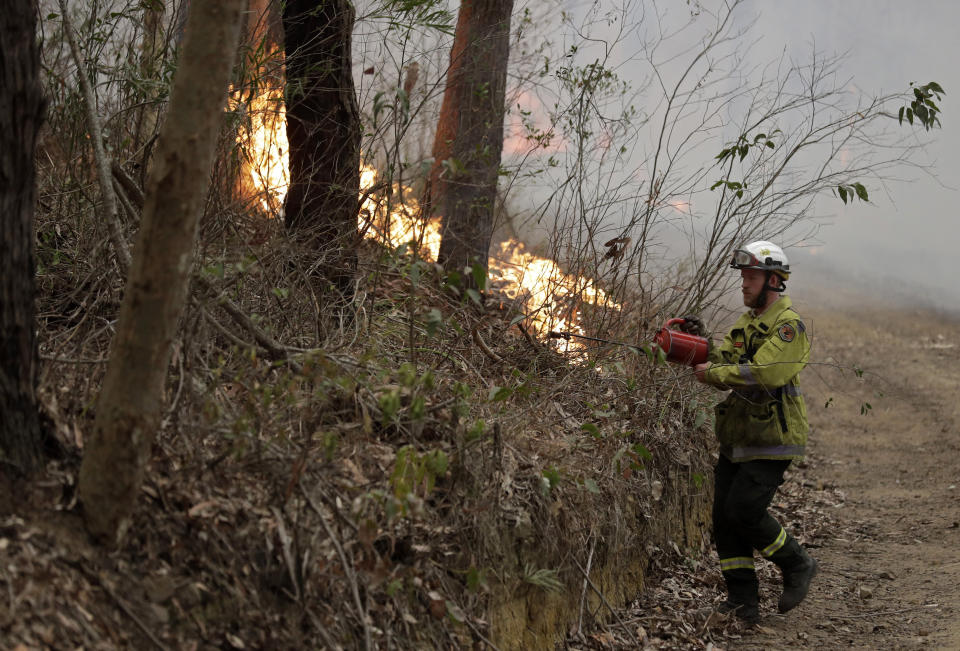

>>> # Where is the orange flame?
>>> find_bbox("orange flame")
[230,84,289,215]
[236,98,620,355]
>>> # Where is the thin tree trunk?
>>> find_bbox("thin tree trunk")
[0,0,47,472]
[282,0,361,294]
[432,0,513,276]
[133,0,164,154]
[78,0,245,545]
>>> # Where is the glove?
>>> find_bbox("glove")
[679,315,708,337]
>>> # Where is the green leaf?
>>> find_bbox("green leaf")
[204,262,225,279]
[488,385,512,401]
[583,478,600,494]
[838,185,848,204]
[466,567,486,592]
[853,183,869,202]
[694,410,707,428]
[470,263,488,290]
[424,308,443,336]
[542,466,561,489]
[580,422,601,438]
[509,313,527,327]
[632,442,652,461]
[271,287,289,299]
[465,288,482,306]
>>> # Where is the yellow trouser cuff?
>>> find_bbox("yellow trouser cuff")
[719,556,756,572]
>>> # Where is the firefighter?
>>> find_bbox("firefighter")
[684,240,817,624]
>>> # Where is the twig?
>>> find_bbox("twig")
[513,321,543,353]
[194,274,303,374]
[828,605,939,620]
[58,0,131,275]
[463,616,502,651]
[66,560,168,651]
[472,325,503,364]
[200,305,257,350]
[300,480,373,651]
[112,178,139,227]
[302,602,339,650]
[572,557,634,638]
[40,354,109,364]
[161,344,186,429]
[576,533,598,638]
[111,162,145,209]
[270,507,301,601]
[303,483,359,533]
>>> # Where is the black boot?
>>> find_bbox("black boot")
[779,553,817,613]
[769,538,818,613]
[719,569,761,624]
[716,598,760,624]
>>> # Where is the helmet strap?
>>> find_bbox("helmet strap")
[753,271,786,309]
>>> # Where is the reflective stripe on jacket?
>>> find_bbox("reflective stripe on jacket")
[703,296,810,462]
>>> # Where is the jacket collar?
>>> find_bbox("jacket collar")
[749,295,792,331]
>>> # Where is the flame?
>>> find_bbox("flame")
[236,92,620,356]
[358,164,442,260]
[489,240,619,339]
[230,81,289,214]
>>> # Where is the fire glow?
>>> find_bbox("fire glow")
[231,84,289,215]
[234,94,620,351]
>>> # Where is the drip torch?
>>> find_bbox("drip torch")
[548,318,709,366]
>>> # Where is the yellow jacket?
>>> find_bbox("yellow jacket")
[704,296,810,462]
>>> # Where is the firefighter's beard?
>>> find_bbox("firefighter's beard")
[743,285,771,310]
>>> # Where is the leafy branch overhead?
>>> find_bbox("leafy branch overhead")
[899,81,945,131]
[714,130,781,165]
[709,131,781,199]
[834,182,868,205]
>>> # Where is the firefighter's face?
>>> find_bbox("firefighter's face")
[740,268,769,307]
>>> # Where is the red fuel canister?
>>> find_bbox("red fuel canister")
[652,318,709,366]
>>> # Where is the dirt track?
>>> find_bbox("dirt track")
[739,292,960,649]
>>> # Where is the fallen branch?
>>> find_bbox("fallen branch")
[194,274,303,374]
[65,559,167,651]
[472,325,503,364]
[111,162,145,209]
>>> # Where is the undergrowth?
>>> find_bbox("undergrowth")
[21,191,718,648]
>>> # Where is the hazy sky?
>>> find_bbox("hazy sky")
[742,1,958,304]
[496,0,956,305]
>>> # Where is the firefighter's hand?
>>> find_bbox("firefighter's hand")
[680,315,708,337]
[693,362,711,383]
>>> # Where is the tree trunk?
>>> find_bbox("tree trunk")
[283,0,361,293]
[78,0,245,546]
[0,0,47,472]
[432,0,513,276]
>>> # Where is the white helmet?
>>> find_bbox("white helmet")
[730,240,790,279]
